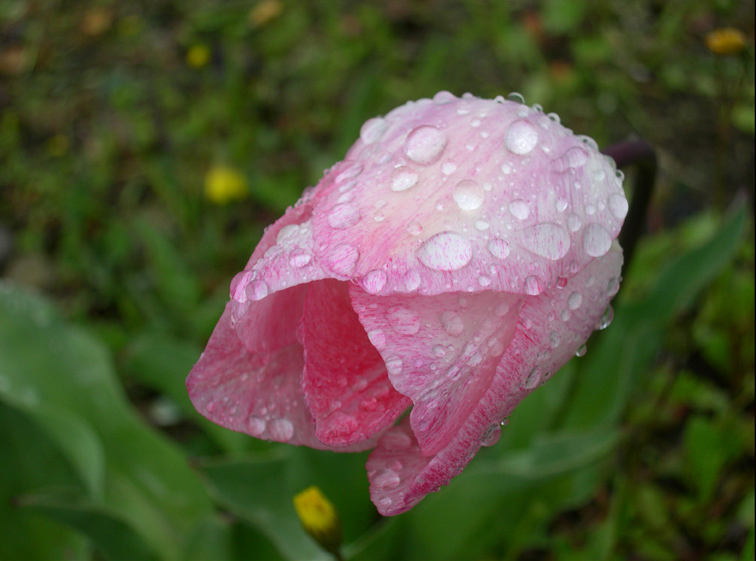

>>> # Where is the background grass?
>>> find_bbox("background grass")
[0,1,753,560]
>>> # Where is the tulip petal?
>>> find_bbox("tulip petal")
[300,279,411,447]
[307,95,626,299]
[187,302,380,451]
[366,244,623,515]
[350,286,525,455]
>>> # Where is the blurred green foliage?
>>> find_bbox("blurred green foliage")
[0,1,753,560]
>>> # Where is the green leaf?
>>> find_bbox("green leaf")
[0,283,213,559]
[199,450,331,561]
[21,491,160,561]
[0,401,88,561]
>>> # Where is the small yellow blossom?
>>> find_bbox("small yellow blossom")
[187,44,211,69]
[204,165,247,205]
[249,0,284,28]
[293,486,342,555]
[706,28,748,56]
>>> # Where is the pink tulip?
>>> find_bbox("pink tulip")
[187,92,627,516]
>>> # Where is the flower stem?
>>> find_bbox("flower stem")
[601,139,658,273]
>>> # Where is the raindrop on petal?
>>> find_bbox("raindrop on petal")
[417,232,473,271]
[517,223,571,260]
[391,166,419,192]
[360,117,388,144]
[452,180,484,211]
[582,223,612,257]
[387,305,421,335]
[608,193,629,220]
[567,291,583,310]
[525,368,542,389]
[367,329,386,350]
[404,125,447,165]
[598,305,614,330]
[328,203,360,229]
[289,249,312,268]
[505,119,538,155]
[269,419,294,441]
[440,311,464,336]
[328,244,359,276]
[575,344,587,357]
[246,280,269,301]
[488,238,511,260]
[481,424,501,447]
[509,199,530,220]
[363,270,387,294]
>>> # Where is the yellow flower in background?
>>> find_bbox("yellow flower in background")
[706,28,748,56]
[293,486,342,556]
[204,165,247,205]
[249,0,283,28]
[187,44,211,68]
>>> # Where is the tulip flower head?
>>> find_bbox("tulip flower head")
[187,92,627,515]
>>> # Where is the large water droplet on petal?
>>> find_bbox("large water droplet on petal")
[276,224,300,244]
[608,193,629,220]
[481,424,501,447]
[517,223,571,260]
[505,119,538,155]
[567,213,582,232]
[288,248,311,268]
[363,270,387,294]
[328,244,359,276]
[452,179,484,211]
[367,329,386,350]
[567,291,583,310]
[246,280,269,301]
[552,146,589,172]
[327,203,360,229]
[375,469,401,489]
[440,310,464,336]
[417,232,473,271]
[524,275,542,295]
[269,418,294,441]
[525,368,542,389]
[509,199,530,220]
[391,166,419,191]
[360,117,388,144]
[385,356,403,376]
[598,305,614,330]
[433,91,456,104]
[404,125,447,165]
[485,239,510,263]
[247,416,266,436]
[582,223,612,257]
[387,305,421,335]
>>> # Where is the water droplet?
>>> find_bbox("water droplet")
[276,224,300,244]
[475,220,490,231]
[567,213,582,232]
[289,249,311,268]
[328,203,360,229]
[433,90,456,104]
[432,345,447,357]
[509,199,530,220]
[552,146,589,172]
[360,117,388,144]
[549,332,561,349]
[440,311,465,336]
[585,204,596,215]
[363,270,387,294]
[481,424,501,447]
[391,166,419,191]
[582,223,612,257]
[404,270,421,292]
[328,244,359,276]
[598,305,614,330]
[525,368,541,389]
[335,161,363,183]
[247,416,266,436]
[387,305,421,335]
[494,301,510,317]
[383,431,412,451]
[452,180,484,211]
[375,468,401,489]
[524,276,542,295]
[505,119,538,154]
[269,418,294,441]
[246,280,269,301]
[567,291,583,310]
[353,378,368,391]
[575,344,587,357]
[488,238,510,260]
[404,125,447,165]
[561,309,571,321]
[367,329,386,350]
[608,193,629,220]
[478,275,492,287]
[556,198,569,212]
[407,221,423,236]
[378,497,393,508]
[442,159,457,175]
[607,276,620,297]
[385,356,403,375]
[417,232,473,271]
[507,92,525,104]
[517,223,571,260]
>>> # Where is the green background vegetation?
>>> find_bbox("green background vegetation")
[0,1,753,560]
